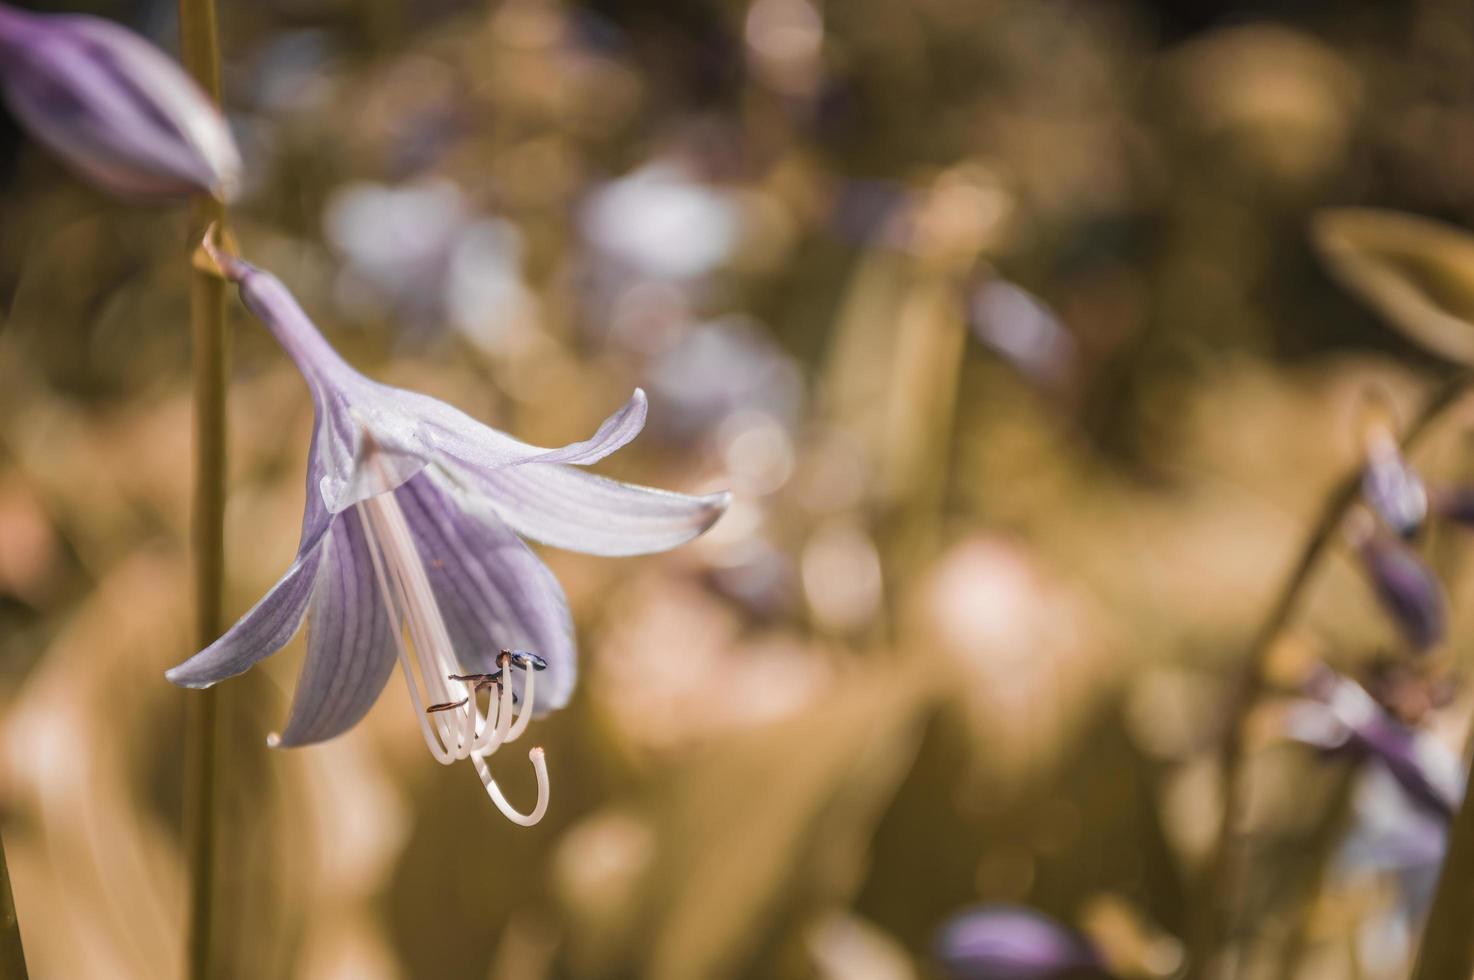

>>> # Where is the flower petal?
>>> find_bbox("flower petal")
[395,471,576,713]
[273,507,397,747]
[412,386,649,470]
[472,463,730,556]
[165,530,330,688]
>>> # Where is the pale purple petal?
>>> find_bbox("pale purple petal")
[273,508,397,746]
[395,470,576,713]
[408,386,649,470]
[217,253,653,519]
[165,528,331,688]
[472,463,730,556]
[0,7,240,201]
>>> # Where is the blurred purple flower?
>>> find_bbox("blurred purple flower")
[1287,668,1462,820]
[968,279,1077,392]
[936,905,1111,980]
[0,2,240,201]
[580,158,743,283]
[1361,438,1427,538]
[167,240,728,823]
[323,179,536,350]
[1354,530,1445,653]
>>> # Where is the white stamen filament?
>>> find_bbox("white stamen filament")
[353,488,549,825]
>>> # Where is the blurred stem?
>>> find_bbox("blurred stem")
[878,265,968,600]
[178,1,228,978]
[1191,374,1471,979]
[0,831,26,980]
[1413,708,1474,974]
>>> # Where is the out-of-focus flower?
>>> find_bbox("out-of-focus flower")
[323,179,538,351]
[935,905,1112,980]
[0,2,240,201]
[645,315,804,443]
[1350,520,1445,653]
[1286,667,1463,820]
[968,278,1077,392]
[580,158,743,283]
[167,239,729,823]
[1358,399,1426,538]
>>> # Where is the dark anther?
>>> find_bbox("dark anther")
[427,698,469,713]
[509,650,548,671]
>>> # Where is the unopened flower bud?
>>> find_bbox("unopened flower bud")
[0,2,240,201]
[1351,519,1445,653]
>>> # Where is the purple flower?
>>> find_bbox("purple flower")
[1361,436,1427,538]
[1353,527,1445,653]
[0,2,240,201]
[1287,668,1463,820]
[935,906,1111,980]
[166,239,729,824]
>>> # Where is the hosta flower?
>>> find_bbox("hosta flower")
[0,2,240,201]
[1286,667,1462,820]
[167,237,729,824]
[935,905,1112,980]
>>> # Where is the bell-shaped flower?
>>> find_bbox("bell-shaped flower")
[166,237,729,824]
[0,2,240,201]
[935,905,1113,980]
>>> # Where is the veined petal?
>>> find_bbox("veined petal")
[473,463,730,556]
[408,386,649,471]
[213,249,651,521]
[165,527,331,688]
[273,507,396,747]
[395,470,576,713]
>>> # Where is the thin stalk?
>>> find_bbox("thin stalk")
[177,1,227,977]
[0,830,26,980]
[1189,374,1471,979]
[1411,703,1474,977]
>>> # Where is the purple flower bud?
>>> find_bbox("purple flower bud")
[1361,443,1427,538]
[1357,533,1445,653]
[0,3,240,201]
[936,906,1111,980]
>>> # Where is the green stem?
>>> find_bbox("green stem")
[1189,374,1471,979]
[0,830,27,980]
[177,2,227,978]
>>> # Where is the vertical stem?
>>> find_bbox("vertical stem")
[1189,374,1470,979]
[1411,742,1474,979]
[0,831,27,980]
[177,2,227,978]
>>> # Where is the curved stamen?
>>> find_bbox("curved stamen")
[475,670,517,756]
[505,663,536,743]
[473,748,549,826]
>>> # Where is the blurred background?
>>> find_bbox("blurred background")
[4,0,1474,976]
